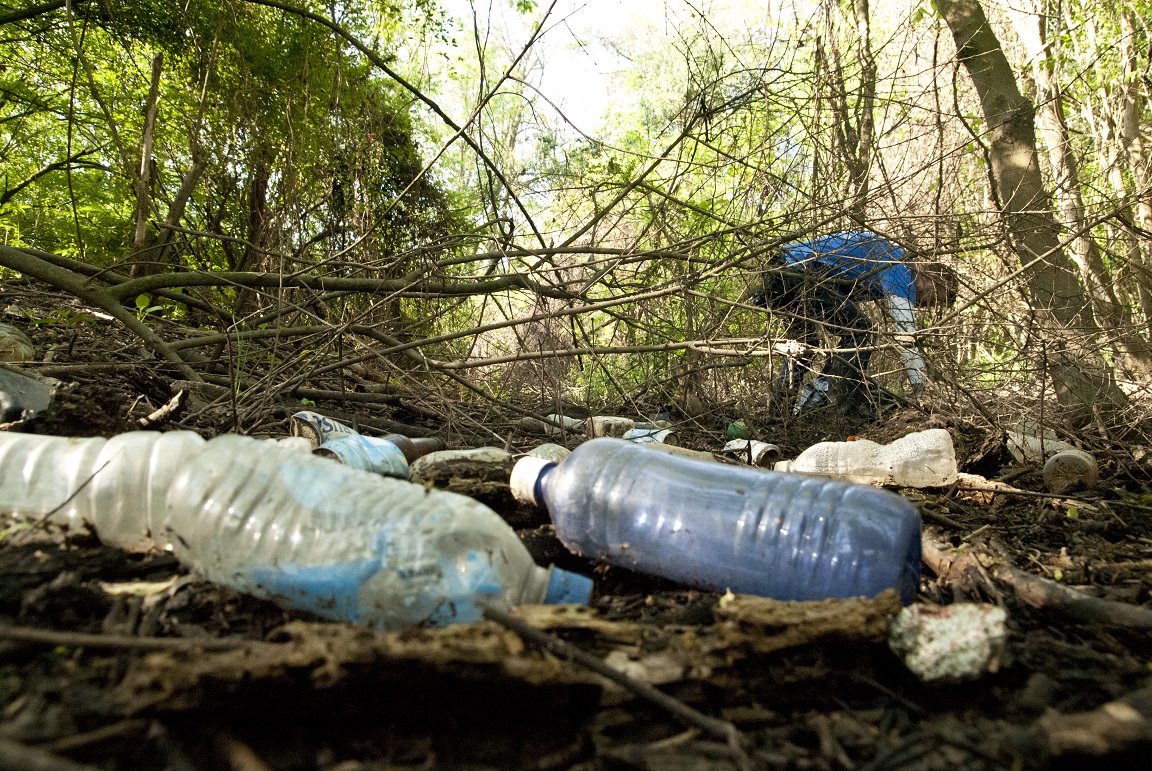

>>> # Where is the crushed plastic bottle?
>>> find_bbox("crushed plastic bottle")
[586,416,635,438]
[622,427,679,445]
[315,433,445,478]
[0,431,591,629]
[290,410,357,448]
[519,414,584,436]
[721,439,781,467]
[510,437,922,604]
[774,428,958,488]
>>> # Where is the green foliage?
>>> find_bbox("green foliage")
[1,0,461,314]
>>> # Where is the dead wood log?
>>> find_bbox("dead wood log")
[922,535,1152,629]
[1013,681,1152,763]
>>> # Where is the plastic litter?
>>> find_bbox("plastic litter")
[527,443,571,463]
[0,431,591,630]
[725,421,751,440]
[622,427,679,445]
[1005,429,1076,464]
[774,428,958,488]
[290,410,357,448]
[0,367,54,424]
[0,323,34,363]
[721,439,780,467]
[510,437,923,604]
[888,602,1007,682]
[315,433,445,478]
[518,414,584,436]
[1042,449,1099,493]
[585,416,635,438]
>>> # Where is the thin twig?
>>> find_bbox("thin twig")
[0,623,266,652]
[482,606,753,771]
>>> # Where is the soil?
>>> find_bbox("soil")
[2,285,1152,770]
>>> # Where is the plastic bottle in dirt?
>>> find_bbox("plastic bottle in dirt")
[0,431,592,629]
[773,428,958,488]
[510,437,922,604]
[315,433,445,478]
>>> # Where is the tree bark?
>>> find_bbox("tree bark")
[1006,1,1152,385]
[935,0,1127,426]
[130,54,163,278]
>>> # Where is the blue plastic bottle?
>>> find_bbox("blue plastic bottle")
[510,438,922,604]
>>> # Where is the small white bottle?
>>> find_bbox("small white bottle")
[774,428,958,488]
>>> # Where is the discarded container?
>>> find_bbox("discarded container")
[774,428,958,488]
[519,414,584,436]
[510,437,923,604]
[1005,429,1076,464]
[527,443,571,463]
[586,416,635,438]
[315,432,445,477]
[888,603,1007,682]
[725,421,751,440]
[1042,449,1099,494]
[0,367,54,424]
[314,434,410,478]
[622,427,679,446]
[0,323,34,363]
[290,410,358,448]
[0,431,592,630]
[721,439,781,467]
[633,420,673,430]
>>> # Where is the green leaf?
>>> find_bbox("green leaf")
[135,294,152,311]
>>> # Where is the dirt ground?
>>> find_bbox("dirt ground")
[3,285,1152,770]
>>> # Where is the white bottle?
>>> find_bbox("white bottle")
[0,432,592,629]
[774,428,958,488]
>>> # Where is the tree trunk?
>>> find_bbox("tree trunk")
[935,0,1127,426]
[1005,0,1152,386]
[130,54,163,278]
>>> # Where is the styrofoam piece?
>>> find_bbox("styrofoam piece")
[888,603,1008,682]
[527,443,571,463]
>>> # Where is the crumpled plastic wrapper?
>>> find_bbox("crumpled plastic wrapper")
[888,602,1007,682]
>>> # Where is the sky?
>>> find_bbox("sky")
[437,0,795,135]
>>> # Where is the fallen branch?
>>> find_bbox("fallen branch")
[0,737,97,771]
[0,623,264,652]
[483,606,753,771]
[922,536,1152,629]
[0,246,202,382]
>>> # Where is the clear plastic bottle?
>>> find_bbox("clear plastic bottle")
[774,428,958,488]
[0,430,206,551]
[0,431,592,629]
[510,437,922,604]
[315,433,445,478]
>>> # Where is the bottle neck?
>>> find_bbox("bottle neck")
[380,434,445,463]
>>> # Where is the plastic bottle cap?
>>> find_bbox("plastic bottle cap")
[510,455,555,505]
[544,568,594,605]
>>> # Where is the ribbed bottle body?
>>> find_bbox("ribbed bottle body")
[315,434,411,478]
[163,435,549,629]
[541,439,921,604]
[0,430,205,550]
